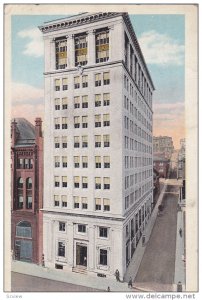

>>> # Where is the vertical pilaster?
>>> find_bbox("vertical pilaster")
[108,25,114,62]
[67,223,74,267]
[88,225,95,270]
[87,30,95,65]
[67,34,75,68]
[50,38,56,70]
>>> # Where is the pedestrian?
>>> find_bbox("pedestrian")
[128,277,133,288]
[179,228,182,237]
[177,281,182,292]
[115,269,120,282]
[107,286,110,292]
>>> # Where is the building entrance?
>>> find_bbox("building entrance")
[76,244,87,267]
[15,240,32,262]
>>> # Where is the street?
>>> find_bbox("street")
[11,272,101,292]
[134,183,179,292]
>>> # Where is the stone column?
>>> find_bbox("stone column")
[88,225,95,270]
[67,223,74,267]
[108,25,114,62]
[87,30,95,65]
[67,34,75,68]
[50,38,56,70]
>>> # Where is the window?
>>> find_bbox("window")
[103,156,110,168]
[61,195,67,207]
[59,222,66,231]
[74,156,80,168]
[103,72,110,85]
[95,114,101,127]
[95,156,101,168]
[75,34,88,66]
[82,116,88,128]
[58,241,65,257]
[103,114,110,126]
[54,195,60,206]
[17,177,23,188]
[25,177,32,189]
[95,73,101,86]
[62,78,68,90]
[78,224,86,233]
[95,94,101,107]
[62,117,68,129]
[54,137,60,148]
[82,75,88,88]
[54,176,60,187]
[54,118,60,129]
[24,158,29,169]
[74,76,80,89]
[74,196,79,208]
[17,196,23,209]
[62,97,68,109]
[99,249,107,265]
[55,79,60,91]
[26,196,32,209]
[74,96,80,108]
[82,135,88,148]
[103,93,110,106]
[62,176,67,187]
[95,198,101,210]
[104,177,110,189]
[55,39,67,70]
[103,198,110,211]
[99,227,108,238]
[95,135,101,147]
[54,156,60,168]
[95,177,101,189]
[96,29,109,63]
[82,197,88,209]
[62,156,67,168]
[82,177,88,189]
[62,136,67,148]
[103,135,110,147]
[82,156,88,168]
[17,158,24,169]
[16,221,32,238]
[82,95,88,108]
[74,116,80,128]
[55,98,60,110]
[74,176,80,188]
[74,136,80,148]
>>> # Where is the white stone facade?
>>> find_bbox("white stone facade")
[40,12,154,279]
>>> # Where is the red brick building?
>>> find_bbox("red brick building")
[11,118,43,264]
[153,156,170,179]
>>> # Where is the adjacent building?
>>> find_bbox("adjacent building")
[153,136,174,159]
[178,138,185,179]
[39,12,154,279]
[11,118,43,264]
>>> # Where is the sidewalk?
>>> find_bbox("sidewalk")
[124,181,167,285]
[12,260,132,292]
[173,203,186,291]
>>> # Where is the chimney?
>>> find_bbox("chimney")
[35,117,42,138]
[11,119,17,146]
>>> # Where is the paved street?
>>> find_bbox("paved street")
[134,184,179,292]
[11,272,101,292]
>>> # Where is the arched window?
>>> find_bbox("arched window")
[16,221,32,238]
[17,177,23,188]
[26,178,32,189]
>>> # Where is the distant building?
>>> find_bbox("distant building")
[11,118,43,264]
[178,138,185,179]
[153,168,160,206]
[153,136,174,159]
[153,156,170,178]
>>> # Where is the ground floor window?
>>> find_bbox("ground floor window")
[99,249,107,265]
[58,241,65,257]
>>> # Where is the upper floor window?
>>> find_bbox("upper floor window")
[96,29,109,63]
[82,95,88,108]
[103,72,110,85]
[26,178,32,189]
[55,98,60,110]
[55,39,67,70]
[95,73,101,87]
[99,227,108,238]
[62,97,68,110]
[17,177,23,189]
[78,224,86,233]
[103,93,110,106]
[62,78,68,90]
[55,79,60,91]
[75,34,88,66]
[74,76,80,89]
[95,94,101,107]
[59,222,66,232]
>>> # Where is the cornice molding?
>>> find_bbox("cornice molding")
[39,12,123,34]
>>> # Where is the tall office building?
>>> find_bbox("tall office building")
[153,136,174,158]
[39,12,154,279]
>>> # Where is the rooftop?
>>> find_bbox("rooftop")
[12,118,36,146]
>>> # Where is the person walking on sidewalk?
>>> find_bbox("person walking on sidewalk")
[115,269,120,282]
[128,277,133,288]
[179,228,182,237]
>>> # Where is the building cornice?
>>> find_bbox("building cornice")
[39,12,123,34]
[41,209,124,222]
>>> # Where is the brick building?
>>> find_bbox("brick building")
[11,118,43,264]
[153,136,174,159]
[153,156,170,179]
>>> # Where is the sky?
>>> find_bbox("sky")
[11,13,185,149]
